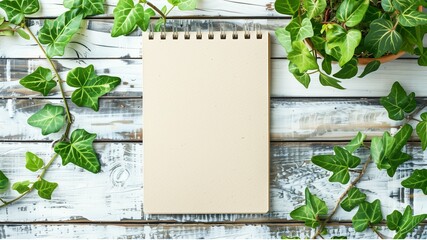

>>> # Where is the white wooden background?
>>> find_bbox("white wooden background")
[1,0,427,238]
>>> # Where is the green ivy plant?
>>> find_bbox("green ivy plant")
[0,0,196,207]
[274,0,427,89]
[285,82,427,239]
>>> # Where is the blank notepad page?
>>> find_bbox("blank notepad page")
[143,31,270,214]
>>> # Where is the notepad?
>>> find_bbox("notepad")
[143,30,270,214]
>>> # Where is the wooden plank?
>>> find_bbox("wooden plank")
[2,58,427,98]
[0,19,287,59]
[1,142,427,222]
[12,0,282,18]
[0,98,415,142]
[0,223,426,239]
[0,98,142,142]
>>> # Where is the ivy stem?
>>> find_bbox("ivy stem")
[369,225,386,239]
[311,156,372,239]
[23,24,73,125]
[0,153,58,208]
[146,1,167,19]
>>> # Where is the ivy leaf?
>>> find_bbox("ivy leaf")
[38,9,83,58]
[393,0,420,12]
[168,0,197,10]
[371,132,394,170]
[64,0,105,17]
[319,72,345,90]
[27,104,66,135]
[416,112,427,150]
[286,18,314,42]
[12,180,31,194]
[290,188,328,228]
[401,169,427,194]
[288,41,319,73]
[333,58,358,79]
[275,27,293,53]
[336,0,369,27]
[275,0,300,15]
[365,19,403,58]
[312,146,361,184]
[358,60,381,78]
[398,10,427,27]
[19,67,56,96]
[25,152,44,172]
[303,0,326,19]
[341,187,367,211]
[380,81,416,120]
[352,200,383,232]
[137,8,155,31]
[321,57,332,75]
[387,206,427,239]
[345,132,366,153]
[381,0,395,12]
[0,170,9,194]
[33,178,58,200]
[111,0,145,37]
[0,0,40,24]
[54,129,100,173]
[16,28,30,40]
[67,64,121,111]
[326,25,361,66]
[289,62,311,88]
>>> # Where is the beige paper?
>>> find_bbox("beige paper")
[143,31,270,214]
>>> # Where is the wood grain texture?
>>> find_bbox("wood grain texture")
[2,58,427,98]
[12,0,281,18]
[0,98,421,142]
[0,223,426,239]
[1,142,426,223]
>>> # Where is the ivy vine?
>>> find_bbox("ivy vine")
[286,82,427,239]
[0,0,196,207]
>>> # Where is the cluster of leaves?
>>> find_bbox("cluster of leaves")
[288,82,427,239]
[111,0,197,37]
[0,0,121,201]
[274,0,427,89]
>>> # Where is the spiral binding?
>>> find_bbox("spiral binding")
[147,21,263,40]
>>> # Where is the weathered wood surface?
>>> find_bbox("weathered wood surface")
[1,223,426,239]
[0,98,421,142]
[9,0,281,18]
[1,142,426,223]
[2,58,427,98]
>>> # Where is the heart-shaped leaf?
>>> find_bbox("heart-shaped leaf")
[333,58,358,79]
[19,67,56,96]
[0,170,9,194]
[33,178,58,200]
[0,0,39,24]
[64,0,105,17]
[290,188,328,228]
[381,0,395,12]
[401,169,427,194]
[358,60,381,78]
[275,27,293,53]
[387,206,427,239]
[321,57,332,75]
[67,64,121,111]
[312,146,361,184]
[352,199,383,232]
[326,25,361,66]
[345,132,366,153]
[399,10,427,27]
[286,17,314,42]
[12,180,31,194]
[289,62,311,88]
[137,8,155,31]
[416,112,427,150]
[319,72,345,89]
[303,0,326,19]
[365,19,403,58]
[38,9,83,58]
[288,41,319,72]
[393,0,420,12]
[341,187,367,211]
[275,0,300,15]
[336,0,369,27]
[380,81,416,120]
[54,129,100,173]
[25,152,44,172]
[27,104,66,135]
[111,0,145,37]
